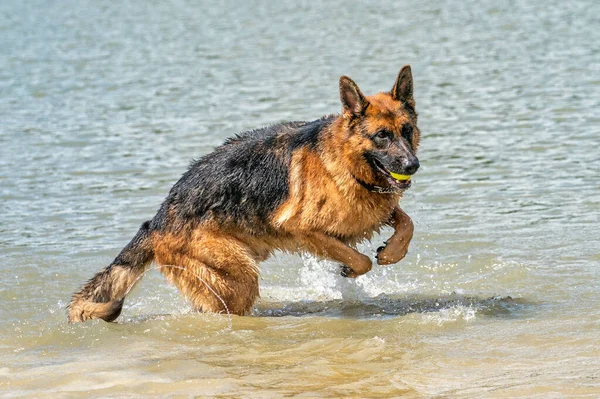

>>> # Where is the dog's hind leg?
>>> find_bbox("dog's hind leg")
[68,221,154,323]
[154,230,260,316]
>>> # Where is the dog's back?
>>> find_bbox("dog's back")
[151,116,335,237]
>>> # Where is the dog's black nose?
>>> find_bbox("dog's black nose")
[404,159,420,175]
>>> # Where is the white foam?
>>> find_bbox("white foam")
[420,305,477,325]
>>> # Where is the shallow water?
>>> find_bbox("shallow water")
[1,0,599,397]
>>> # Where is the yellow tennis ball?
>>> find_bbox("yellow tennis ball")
[389,172,412,181]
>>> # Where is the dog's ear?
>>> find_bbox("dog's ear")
[339,76,368,117]
[392,65,415,108]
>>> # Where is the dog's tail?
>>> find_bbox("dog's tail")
[67,221,154,323]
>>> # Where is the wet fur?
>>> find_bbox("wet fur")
[68,66,421,323]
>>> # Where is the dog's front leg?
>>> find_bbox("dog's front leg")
[376,207,414,265]
[299,232,372,278]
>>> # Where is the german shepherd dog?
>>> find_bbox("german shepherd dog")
[67,65,420,323]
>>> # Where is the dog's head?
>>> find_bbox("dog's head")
[336,65,420,192]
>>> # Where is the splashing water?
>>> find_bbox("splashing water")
[296,253,414,302]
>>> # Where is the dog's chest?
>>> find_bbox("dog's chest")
[272,148,398,239]
[317,191,396,238]
[274,184,396,239]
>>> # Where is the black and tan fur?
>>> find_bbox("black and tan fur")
[68,65,421,323]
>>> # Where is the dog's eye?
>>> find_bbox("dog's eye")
[373,130,393,142]
[401,124,413,141]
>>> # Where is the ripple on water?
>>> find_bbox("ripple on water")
[1,0,599,397]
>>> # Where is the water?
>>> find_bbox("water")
[1,0,599,397]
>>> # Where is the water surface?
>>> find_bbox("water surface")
[1,0,599,397]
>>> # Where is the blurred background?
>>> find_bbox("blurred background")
[1,0,599,397]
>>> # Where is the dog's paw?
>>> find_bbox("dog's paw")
[375,244,387,262]
[376,242,408,265]
[339,264,358,278]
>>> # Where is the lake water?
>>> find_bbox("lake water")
[1,0,599,397]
